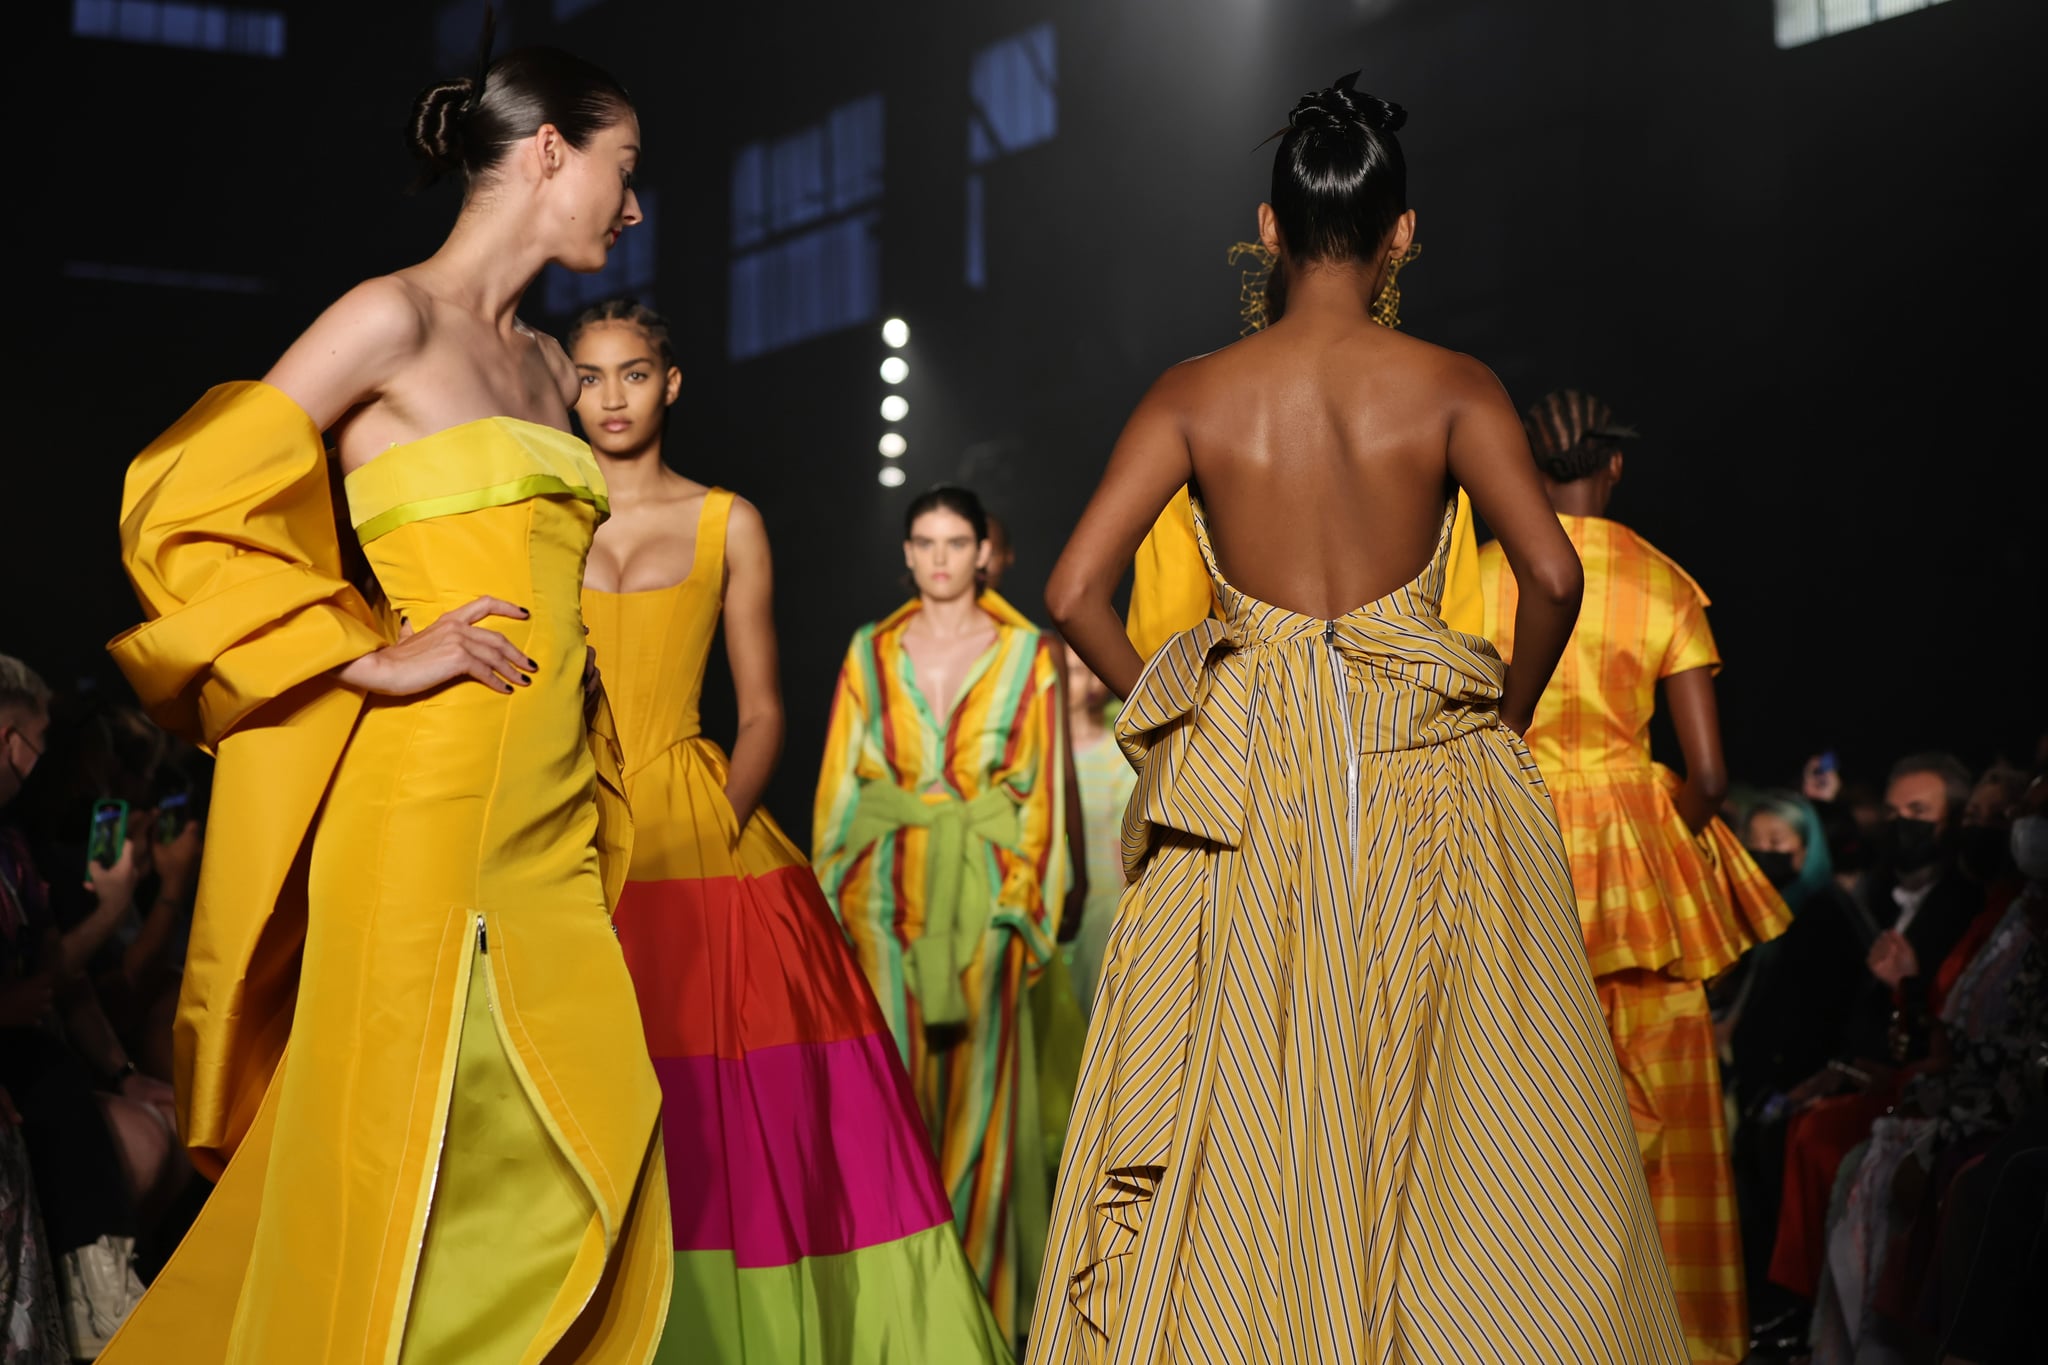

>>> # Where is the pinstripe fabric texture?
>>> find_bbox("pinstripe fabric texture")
[1027,495,1686,1365]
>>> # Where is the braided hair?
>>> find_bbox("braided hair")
[568,298,678,374]
[1522,390,1639,483]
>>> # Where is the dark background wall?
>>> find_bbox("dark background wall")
[14,0,2043,844]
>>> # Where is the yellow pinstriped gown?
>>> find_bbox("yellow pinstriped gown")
[1027,493,1686,1365]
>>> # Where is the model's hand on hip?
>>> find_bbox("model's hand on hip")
[339,596,536,697]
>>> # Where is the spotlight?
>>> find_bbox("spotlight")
[878,433,907,458]
[880,357,908,384]
[882,318,910,348]
[880,395,909,422]
[878,465,907,487]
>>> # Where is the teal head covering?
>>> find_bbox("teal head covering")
[1742,790,1833,911]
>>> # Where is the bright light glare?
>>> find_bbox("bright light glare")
[880,394,909,422]
[882,318,910,348]
[878,432,907,458]
[878,465,907,487]
[879,357,908,384]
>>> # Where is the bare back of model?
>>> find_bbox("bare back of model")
[1171,299,1491,619]
[1048,74,1583,735]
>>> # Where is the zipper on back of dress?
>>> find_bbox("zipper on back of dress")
[1324,621,1361,867]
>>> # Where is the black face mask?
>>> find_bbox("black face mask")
[1956,824,2015,884]
[1748,849,1799,891]
[1884,817,1943,874]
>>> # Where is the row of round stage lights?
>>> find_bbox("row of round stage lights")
[878,317,910,487]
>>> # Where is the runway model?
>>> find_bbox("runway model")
[1030,75,1686,1364]
[1479,390,1789,1363]
[100,46,670,1363]
[571,301,1010,1362]
[814,486,1070,1342]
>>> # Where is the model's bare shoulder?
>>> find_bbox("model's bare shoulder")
[525,325,580,407]
[1431,346,1516,413]
[263,275,431,429]
[311,276,433,360]
[724,492,767,543]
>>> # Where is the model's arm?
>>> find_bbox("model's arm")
[1058,670,1088,943]
[719,497,783,833]
[1663,667,1729,833]
[1445,361,1583,734]
[1046,371,1195,700]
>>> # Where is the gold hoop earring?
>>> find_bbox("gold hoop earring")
[1371,243,1421,330]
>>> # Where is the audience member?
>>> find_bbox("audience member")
[0,657,190,1356]
[1725,792,1876,1309]
[0,1080,67,1363]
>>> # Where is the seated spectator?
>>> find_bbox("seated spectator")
[1807,773,2040,1361]
[0,656,189,1357]
[1730,790,1876,1100]
[1725,792,1875,1309]
[1,1089,68,1360]
[14,693,202,1089]
[1749,753,1986,1359]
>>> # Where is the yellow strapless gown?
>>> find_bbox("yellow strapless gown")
[103,384,671,1364]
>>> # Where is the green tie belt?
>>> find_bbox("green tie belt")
[845,781,1021,1028]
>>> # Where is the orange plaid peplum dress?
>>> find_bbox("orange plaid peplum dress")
[1481,514,1789,1364]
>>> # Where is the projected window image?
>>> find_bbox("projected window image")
[970,22,1058,166]
[728,95,886,361]
[71,0,286,57]
[1775,0,1954,47]
[966,23,1058,289]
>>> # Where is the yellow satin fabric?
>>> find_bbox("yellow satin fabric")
[100,384,667,1364]
[1124,485,1484,660]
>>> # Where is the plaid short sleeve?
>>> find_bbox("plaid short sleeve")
[1660,580,1721,679]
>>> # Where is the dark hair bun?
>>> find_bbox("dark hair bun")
[408,77,477,174]
[1289,72,1407,136]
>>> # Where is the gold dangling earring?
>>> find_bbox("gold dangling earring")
[1227,241,1279,336]
[1371,243,1420,329]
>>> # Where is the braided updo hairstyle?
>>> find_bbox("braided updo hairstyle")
[1270,72,1409,268]
[1521,390,1639,483]
[407,46,633,191]
[569,297,678,374]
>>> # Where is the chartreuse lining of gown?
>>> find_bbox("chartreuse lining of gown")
[1026,491,1688,1365]
[101,382,671,1364]
[580,489,1009,1363]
